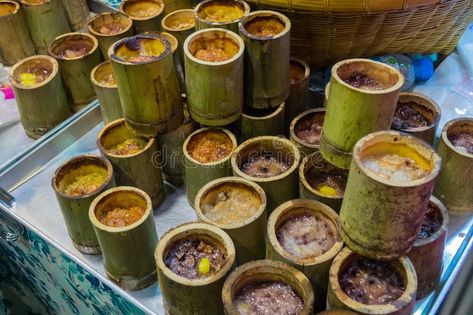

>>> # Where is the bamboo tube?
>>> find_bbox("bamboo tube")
[0,1,35,66]
[321,59,404,169]
[10,55,71,139]
[48,32,100,112]
[184,28,244,126]
[340,131,441,260]
[327,247,417,315]
[290,108,326,158]
[109,34,183,136]
[155,222,236,314]
[324,83,330,107]
[120,0,164,34]
[407,196,448,299]
[239,10,291,109]
[51,155,114,255]
[231,136,301,213]
[89,186,158,290]
[183,127,237,207]
[195,177,267,265]
[59,0,89,31]
[20,0,70,55]
[88,12,134,60]
[194,0,250,33]
[97,118,165,209]
[163,0,192,16]
[234,103,285,142]
[434,118,473,212]
[286,58,310,125]
[266,199,343,311]
[222,260,314,315]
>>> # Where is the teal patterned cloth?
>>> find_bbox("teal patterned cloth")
[101,0,121,8]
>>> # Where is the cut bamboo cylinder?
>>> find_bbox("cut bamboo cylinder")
[48,32,100,112]
[299,151,348,213]
[51,155,114,255]
[195,177,267,265]
[231,136,301,213]
[222,260,314,315]
[97,118,165,209]
[183,127,237,207]
[10,55,71,139]
[340,131,441,260]
[434,118,473,212]
[184,28,244,126]
[408,196,448,299]
[20,0,70,55]
[155,222,236,314]
[88,12,134,60]
[89,186,158,290]
[234,103,285,142]
[120,0,164,34]
[327,247,417,315]
[163,0,192,16]
[59,0,89,31]
[290,108,326,158]
[195,0,250,33]
[239,10,291,109]
[266,199,343,311]
[0,1,35,66]
[321,59,404,169]
[286,58,310,125]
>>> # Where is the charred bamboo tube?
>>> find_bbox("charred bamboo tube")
[183,127,237,207]
[120,0,164,34]
[239,10,291,109]
[109,34,183,136]
[195,177,267,265]
[48,32,100,112]
[267,199,343,311]
[51,155,114,254]
[88,12,134,60]
[59,0,89,31]
[184,28,244,126]
[97,118,165,209]
[231,136,301,213]
[163,0,192,16]
[434,118,473,212]
[10,55,71,139]
[290,108,325,158]
[0,1,35,66]
[286,58,310,125]
[195,0,249,33]
[340,131,441,260]
[235,103,285,142]
[222,260,315,315]
[155,222,236,314]
[321,59,404,169]
[407,196,448,299]
[327,247,417,315]
[20,0,70,54]
[89,186,158,290]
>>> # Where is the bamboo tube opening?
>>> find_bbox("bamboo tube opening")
[241,103,284,120]
[240,11,290,40]
[414,196,448,247]
[20,0,48,6]
[195,0,249,25]
[391,93,441,133]
[140,31,178,53]
[10,55,57,90]
[0,1,18,16]
[88,12,133,38]
[91,61,117,89]
[290,58,309,85]
[184,128,237,165]
[290,108,325,150]
[110,34,170,64]
[162,9,195,31]
[186,28,242,64]
[48,33,98,60]
[120,0,163,20]
[443,118,473,157]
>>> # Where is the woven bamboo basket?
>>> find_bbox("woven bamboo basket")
[248,0,473,67]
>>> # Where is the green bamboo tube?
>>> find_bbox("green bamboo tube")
[97,118,165,209]
[321,59,404,169]
[266,199,343,311]
[48,32,100,113]
[340,131,441,260]
[59,0,89,31]
[120,0,164,34]
[434,118,473,212]
[51,155,114,254]
[184,28,244,126]
[109,34,183,136]
[231,136,301,213]
[20,0,70,55]
[10,55,71,139]
[391,92,441,145]
[195,177,267,265]
[89,186,158,290]
[290,108,326,158]
[239,10,291,109]
[183,127,237,207]
[222,260,314,315]
[299,151,348,213]
[155,222,236,314]
[88,12,134,60]
[327,247,417,315]
[286,58,310,125]
[407,196,448,299]
[234,103,285,142]
[163,0,192,16]
[194,0,250,33]
[0,1,35,66]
